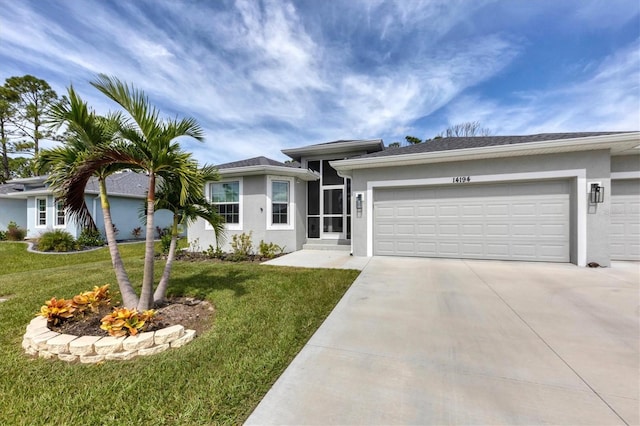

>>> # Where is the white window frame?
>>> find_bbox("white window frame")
[35,197,47,228]
[267,176,295,230]
[54,198,66,227]
[207,178,243,231]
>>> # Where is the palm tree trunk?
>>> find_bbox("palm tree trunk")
[153,215,179,304]
[138,173,156,311]
[99,178,139,309]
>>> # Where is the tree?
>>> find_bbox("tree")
[38,86,140,308]
[439,121,491,138]
[0,86,19,182]
[60,75,205,310]
[388,142,401,148]
[151,164,226,304]
[5,75,60,167]
[405,135,422,145]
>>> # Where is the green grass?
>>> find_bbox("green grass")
[0,242,359,425]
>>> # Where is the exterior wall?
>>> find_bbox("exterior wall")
[90,196,173,240]
[350,150,612,266]
[188,175,302,254]
[611,154,640,173]
[0,198,27,231]
[24,194,171,240]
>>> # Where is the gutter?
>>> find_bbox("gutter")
[331,132,640,172]
[219,165,319,181]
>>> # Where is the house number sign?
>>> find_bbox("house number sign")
[451,176,471,183]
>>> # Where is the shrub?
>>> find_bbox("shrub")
[205,244,224,259]
[0,230,6,241]
[37,229,78,252]
[259,240,284,259]
[229,231,253,261]
[131,227,142,239]
[38,297,75,326]
[160,233,173,254]
[100,308,156,337]
[72,284,111,315]
[76,228,105,247]
[156,226,170,238]
[6,221,26,241]
[36,285,111,326]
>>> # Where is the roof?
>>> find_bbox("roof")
[215,156,319,181]
[361,132,632,159]
[3,171,151,199]
[282,139,384,162]
[217,156,295,169]
[332,132,640,173]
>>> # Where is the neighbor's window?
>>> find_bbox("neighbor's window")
[55,199,65,226]
[271,180,289,224]
[36,198,46,226]
[210,181,240,224]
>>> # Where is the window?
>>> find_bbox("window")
[272,180,289,224]
[209,180,242,230]
[55,199,65,226]
[36,198,46,227]
[267,176,294,230]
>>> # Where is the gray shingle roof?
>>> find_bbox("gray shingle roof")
[0,183,24,195]
[217,156,298,169]
[362,132,633,159]
[85,171,150,197]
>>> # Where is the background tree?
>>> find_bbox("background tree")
[438,121,492,138]
[5,75,60,176]
[0,86,19,182]
[405,135,423,145]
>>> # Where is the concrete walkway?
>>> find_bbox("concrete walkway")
[247,257,639,425]
[261,249,370,270]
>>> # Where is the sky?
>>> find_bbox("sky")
[1,0,639,165]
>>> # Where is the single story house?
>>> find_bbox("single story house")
[188,131,640,266]
[0,171,173,240]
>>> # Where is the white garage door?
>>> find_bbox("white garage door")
[374,183,570,262]
[610,194,640,261]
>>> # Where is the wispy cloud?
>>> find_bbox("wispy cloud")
[0,0,635,163]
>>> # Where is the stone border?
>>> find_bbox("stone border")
[23,316,195,363]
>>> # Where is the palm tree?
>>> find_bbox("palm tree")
[152,164,226,304]
[39,87,140,308]
[79,75,204,310]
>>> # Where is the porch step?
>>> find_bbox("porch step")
[303,240,351,251]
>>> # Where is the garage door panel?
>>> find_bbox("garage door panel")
[374,190,570,262]
[610,191,640,260]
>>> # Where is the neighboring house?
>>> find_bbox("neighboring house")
[190,132,640,267]
[0,171,173,240]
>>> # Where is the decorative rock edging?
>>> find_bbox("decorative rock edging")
[23,316,195,363]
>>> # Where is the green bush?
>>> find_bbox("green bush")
[37,229,78,252]
[0,230,6,241]
[259,240,284,259]
[160,233,174,254]
[6,221,26,241]
[76,228,105,247]
[229,231,253,261]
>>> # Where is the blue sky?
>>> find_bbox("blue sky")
[1,0,638,165]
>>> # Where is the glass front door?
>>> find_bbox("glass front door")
[307,160,349,240]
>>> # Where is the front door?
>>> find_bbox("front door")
[307,160,350,240]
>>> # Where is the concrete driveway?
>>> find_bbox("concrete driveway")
[247,257,639,425]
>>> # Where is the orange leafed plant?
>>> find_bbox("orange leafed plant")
[72,284,111,314]
[100,308,156,337]
[38,298,76,325]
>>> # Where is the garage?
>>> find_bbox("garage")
[610,179,640,261]
[373,181,571,262]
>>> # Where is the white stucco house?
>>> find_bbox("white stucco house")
[0,171,173,240]
[189,131,640,267]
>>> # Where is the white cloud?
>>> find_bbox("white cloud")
[443,40,640,134]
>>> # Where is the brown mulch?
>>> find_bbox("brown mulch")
[49,297,215,337]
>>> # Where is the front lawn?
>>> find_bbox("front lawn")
[0,242,359,424]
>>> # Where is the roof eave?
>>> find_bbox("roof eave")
[219,165,319,181]
[332,132,640,172]
[282,139,384,161]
